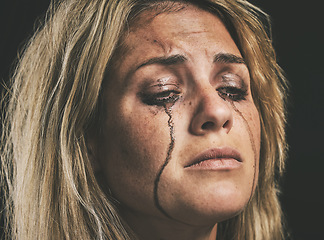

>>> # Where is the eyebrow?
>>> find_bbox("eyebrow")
[135,52,245,71]
[213,53,246,65]
[136,54,187,70]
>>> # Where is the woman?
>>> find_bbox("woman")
[1,0,289,239]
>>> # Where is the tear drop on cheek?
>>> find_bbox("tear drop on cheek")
[229,101,258,202]
[153,104,176,219]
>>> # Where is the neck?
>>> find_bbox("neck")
[121,208,217,240]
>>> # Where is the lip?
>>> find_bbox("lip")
[184,147,243,170]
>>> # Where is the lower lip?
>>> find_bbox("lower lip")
[186,158,242,170]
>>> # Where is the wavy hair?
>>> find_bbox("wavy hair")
[1,0,288,239]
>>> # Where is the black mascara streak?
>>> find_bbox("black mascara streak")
[230,101,258,203]
[153,105,175,219]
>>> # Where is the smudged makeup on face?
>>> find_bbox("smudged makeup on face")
[139,80,180,218]
[153,104,176,219]
[146,85,258,219]
[230,101,258,203]
[96,4,261,231]
[137,67,257,219]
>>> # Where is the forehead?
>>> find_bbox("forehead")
[126,4,238,50]
[112,4,241,78]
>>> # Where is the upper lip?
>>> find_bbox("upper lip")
[184,147,243,168]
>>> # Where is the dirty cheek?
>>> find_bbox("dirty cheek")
[153,104,177,219]
[230,101,260,202]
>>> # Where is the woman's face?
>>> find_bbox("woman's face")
[96,5,260,226]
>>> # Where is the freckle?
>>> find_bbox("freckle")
[189,101,192,106]
[149,108,159,116]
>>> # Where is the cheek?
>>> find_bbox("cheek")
[249,107,261,192]
[238,103,261,182]
[98,105,171,210]
[247,106,261,162]
[233,101,261,155]
[230,101,261,188]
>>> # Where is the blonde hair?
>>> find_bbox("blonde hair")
[1,0,288,239]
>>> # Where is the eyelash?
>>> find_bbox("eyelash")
[141,79,247,106]
[141,86,247,107]
[141,90,181,106]
[217,86,248,102]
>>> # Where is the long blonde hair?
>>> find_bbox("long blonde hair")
[1,0,288,239]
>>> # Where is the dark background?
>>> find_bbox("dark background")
[1,1,323,239]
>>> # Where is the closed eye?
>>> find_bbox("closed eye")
[140,90,181,106]
[217,87,248,102]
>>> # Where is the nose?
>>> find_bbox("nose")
[190,87,233,135]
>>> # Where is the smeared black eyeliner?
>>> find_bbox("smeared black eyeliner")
[140,91,180,106]
[230,101,258,203]
[218,86,248,101]
[218,73,248,102]
[153,104,176,219]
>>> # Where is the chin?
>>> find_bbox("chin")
[186,201,247,226]
[171,204,246,227]
[165,183,251,226]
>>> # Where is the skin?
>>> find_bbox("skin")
[93,4,261,240]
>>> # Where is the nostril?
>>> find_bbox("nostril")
[201,121,215,130]
[223,120,231,129]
